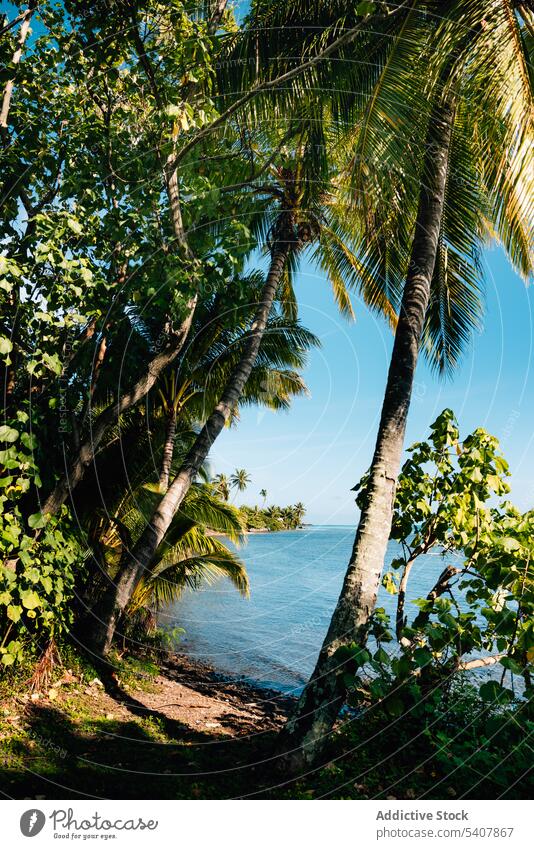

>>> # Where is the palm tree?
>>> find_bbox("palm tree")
[125,488,249,628]
[230,468,251,501]
[213,473,230,502]
[265,505,283,530]
[122,279,318,496]
[263,0,534,767]
[278,506,294,529]
[293,502,306,527]
[260,488,268,507]
[72,408,249,640]
[77,298,318,631]
[87,119,399,655]
[127,524,249,627]
[84,477,249,640]
[156,371,200,493]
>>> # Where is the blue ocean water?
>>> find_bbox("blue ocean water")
[160,525,466,694]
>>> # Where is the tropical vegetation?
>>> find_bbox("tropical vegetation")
[239,501,306,531]
[0,0,533,800]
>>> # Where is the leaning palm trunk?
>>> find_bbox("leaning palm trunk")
[86,215,295,654]
[158,409,177,492]
[277,96,455,771]
[42,297,197,517]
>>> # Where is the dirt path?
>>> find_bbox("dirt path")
[0,652,296,799]
[124,654,293,737]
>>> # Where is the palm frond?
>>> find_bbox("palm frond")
[130,528,249,611]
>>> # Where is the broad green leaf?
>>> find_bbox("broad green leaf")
[20,589,41,610]
[28,512,46,530]
[21,432,37,450]
[0,337,13,356]
[356,1,376,15]
[0,426,19,443]
[6,604,22,623]
[413,647,433,668]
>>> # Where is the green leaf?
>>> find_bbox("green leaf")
[499,656,523,675]
[25,567,40,583]
[1,653,14,666]
[20,589,40,610]
[41,575,53,594]
[369,678,387,699]
[0,337,13,356]
[356,1,376,15]
[501,537,521,553]
[479,680,512,703]
[67,218,83,235]
[42,352,62,375]
[0,425,19,443]
[21,432,37,450]
[413,647,433,668]
[28,512,46,529]
[165,104,182,117]
[382,571,398,595]
[6,604,22,623]
[352,647,371,668]
[374,647,390,666]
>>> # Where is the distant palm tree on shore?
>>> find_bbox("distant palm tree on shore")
[230,469,251,502]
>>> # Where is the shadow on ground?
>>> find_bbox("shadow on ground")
[0,699,286,799]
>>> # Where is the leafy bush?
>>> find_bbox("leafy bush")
[0,416,81,665]
[347,410,534,710]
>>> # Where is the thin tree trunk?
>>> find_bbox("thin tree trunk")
[90,334,108,398]
[0,1,35,131]
[277,96,455,772]
[86,218,294,655]
[412,563,461,632]
[42,297,197,516]
[158,409,177,492]
[396,556,416,642]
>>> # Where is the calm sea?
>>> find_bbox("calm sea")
[160,525,473,694]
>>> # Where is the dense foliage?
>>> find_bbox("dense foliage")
[0,0,533,798]
[0,0,323,665]
[345,410,533,714]
[239,502,306,531]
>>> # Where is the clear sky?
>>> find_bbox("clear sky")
[211,246,534,524]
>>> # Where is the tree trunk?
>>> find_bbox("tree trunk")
[0,1,35,131]
[86,219,294,655]
[158,409,177,492]
[42,297,197,516]
[277,97,455,772]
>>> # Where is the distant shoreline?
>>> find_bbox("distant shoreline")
[207,525,310,537]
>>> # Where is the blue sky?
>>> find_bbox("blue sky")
[211,246,534,524]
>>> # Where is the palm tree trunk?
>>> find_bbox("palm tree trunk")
[158,409,177,492]
[42,297,197,517]
[277,96,455,772]
[86,217,294,654]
